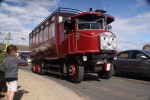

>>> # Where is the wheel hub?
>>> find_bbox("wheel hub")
[38,64,41,72]
[69,65,76,77]
[33,64,36,71]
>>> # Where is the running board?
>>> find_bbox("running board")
[47,64,60,68]
[46,70,63,76]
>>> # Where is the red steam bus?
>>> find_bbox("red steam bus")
[29,8,117,83]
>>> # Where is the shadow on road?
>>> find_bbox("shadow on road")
[0,86,29,100]
[115,72,150,82]
[83,73,100,82]
[14,86,29,100]
[45,72,101,82]
[45,72,65,80]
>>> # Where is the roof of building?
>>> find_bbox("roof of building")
[0,43,29,51]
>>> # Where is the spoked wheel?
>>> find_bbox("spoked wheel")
[68,63,84,83]
[31,64,37,73]
[37,63,45,75]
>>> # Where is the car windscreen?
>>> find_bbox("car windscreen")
[20,52,31,58]
[143,50,150,56]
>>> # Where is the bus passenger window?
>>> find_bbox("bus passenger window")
[36,33,38,44]
[33,35,35,44]
[39,30,43,43]
[50,22,55,39]
[29,37,32,45]
[44,26,48,41]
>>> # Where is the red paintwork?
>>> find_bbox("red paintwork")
[76,30,108,53]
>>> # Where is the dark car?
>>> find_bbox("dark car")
[19,51,31,63]
[113,50,150,75]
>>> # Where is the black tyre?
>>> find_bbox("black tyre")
[37,63,45,75]
[68,63,84,83]
[98,64,114,79]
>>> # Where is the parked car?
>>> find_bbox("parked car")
[19,51,31,63]
[113,50,150,76]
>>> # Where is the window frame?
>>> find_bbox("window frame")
[77,18,105,30]
[131,50,147,59]
[117,51,131,59]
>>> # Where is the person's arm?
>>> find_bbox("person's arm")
[18,59,28,66]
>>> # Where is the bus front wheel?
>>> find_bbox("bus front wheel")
[67,63,84,83]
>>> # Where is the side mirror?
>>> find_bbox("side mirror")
[141,55,147,59]
[67,17,71,23]
[107,25,112,30]
[114,56,117,60]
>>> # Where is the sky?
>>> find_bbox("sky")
[0,0,150,50]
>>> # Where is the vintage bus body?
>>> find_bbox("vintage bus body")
[29,8,117,83]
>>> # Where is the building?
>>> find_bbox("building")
[0,43,29,51]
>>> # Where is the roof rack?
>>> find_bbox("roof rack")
[33,7,83,31]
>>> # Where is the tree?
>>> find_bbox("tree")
[0,44,7,92]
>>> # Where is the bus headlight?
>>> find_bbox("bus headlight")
[83,55,87,61]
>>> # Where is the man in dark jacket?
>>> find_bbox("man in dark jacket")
[2,45,27,100]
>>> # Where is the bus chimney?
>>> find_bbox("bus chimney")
[89,8,92,11]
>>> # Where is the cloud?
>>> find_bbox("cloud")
[112,12,150,35]
[0,0,61,45]
[132,0,146,9]
[111,12,150,50]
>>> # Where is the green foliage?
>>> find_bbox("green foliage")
[0,50,7,64]
[0,43,7,64]
[0,45,7,81]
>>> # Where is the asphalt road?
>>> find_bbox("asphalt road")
[21,65,150,100]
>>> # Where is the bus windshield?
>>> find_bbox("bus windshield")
[77,18,105,30]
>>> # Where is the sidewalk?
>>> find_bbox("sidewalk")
[5,70,84,100]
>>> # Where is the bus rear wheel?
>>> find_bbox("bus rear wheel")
[68,63,84,83]
[31,64,37,73]
[37,63,45,75]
